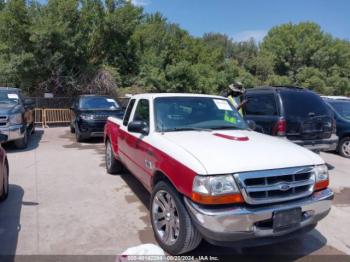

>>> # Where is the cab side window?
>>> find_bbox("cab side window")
[133,99,150,125]
[123,99,136,126]
[244,93,277,116]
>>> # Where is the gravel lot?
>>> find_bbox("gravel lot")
[0,127,349,258]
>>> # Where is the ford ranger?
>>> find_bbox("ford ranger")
[104,93,333,255]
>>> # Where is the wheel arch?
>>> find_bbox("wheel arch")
[339,132,350,140]
[152,170,180,193]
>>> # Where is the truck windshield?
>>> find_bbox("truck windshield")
[0,91,20,105]
[154,97,247,132]
[329,100,350,121]
[79,97,120,110]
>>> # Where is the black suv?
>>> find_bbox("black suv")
[70,95,124,142]
[242,86,338,152]
[0,87,35,149]
[323,97,350,158]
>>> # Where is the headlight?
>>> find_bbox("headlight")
[80,114,94,120]
[9,113,23,125]
[314,164,329,182]
[313,164,329,191]
[192,175,243,204]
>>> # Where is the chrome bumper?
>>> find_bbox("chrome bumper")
[184,188,333,245]
[292,134,338,152]
[0,124,25,142]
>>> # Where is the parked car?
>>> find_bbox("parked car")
[0,87,35,149]
[70,95,124,142]
[0,133,9,201]
[104,93,333,255]
[242,86,338,152]
[323,97,350,158]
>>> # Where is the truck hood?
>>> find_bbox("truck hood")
[160,130,324,174]
[0,104,22,115]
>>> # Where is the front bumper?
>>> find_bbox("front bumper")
[0,124,26,142]
[184,188,333,247]
[77,120,106,138]
[291,134,338,152]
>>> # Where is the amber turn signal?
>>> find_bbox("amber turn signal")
[314,179,329,191]
[191,192,244,205]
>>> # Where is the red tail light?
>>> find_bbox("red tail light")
[273,119,286,136]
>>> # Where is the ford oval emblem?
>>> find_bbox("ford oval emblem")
[279,183,291,191]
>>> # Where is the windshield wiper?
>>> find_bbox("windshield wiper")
[164,127,212,132]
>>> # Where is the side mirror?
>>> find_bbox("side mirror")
[24,98,34,107]
[0,133,8,143]
[128,121,149,135]
[246,120,256,130]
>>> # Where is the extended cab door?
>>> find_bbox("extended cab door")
[117,99,137,169]
[125,99,153,187]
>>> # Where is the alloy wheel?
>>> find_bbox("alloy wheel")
[106,142,112,169]
[152,190,180,246]
[342,140,350,157]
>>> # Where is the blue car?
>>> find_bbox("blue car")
[323,97,350,158]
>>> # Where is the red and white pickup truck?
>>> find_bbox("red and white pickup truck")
[104,93,333,254]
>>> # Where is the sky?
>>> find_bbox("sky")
[131,0,350,42]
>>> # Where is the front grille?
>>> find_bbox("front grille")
[0,116,8,127]
[235,166,315,205]
[93,114,109,121]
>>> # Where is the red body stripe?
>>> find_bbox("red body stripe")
[213,133,249,141]
[105,120,197,198]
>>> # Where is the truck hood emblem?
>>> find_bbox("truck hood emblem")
[279,183,291,191]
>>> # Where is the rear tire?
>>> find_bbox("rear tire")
[0,160,9,202]
[105,140,123,174]
[14,129,28,149]
[150,181,202,255]
[338,137,350,158]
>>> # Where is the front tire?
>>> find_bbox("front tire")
[75,128,84,142]
[14,129,28,149]
[105,140,123,174]
[0,160,9,202]
[338,137,350,158]
[150,181,202,255]
[70,124,75,134]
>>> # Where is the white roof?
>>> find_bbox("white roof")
[130,93,225,99]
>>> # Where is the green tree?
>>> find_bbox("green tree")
[252,51,275,83]
[261,22,326,77]
[202,33,234,60]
